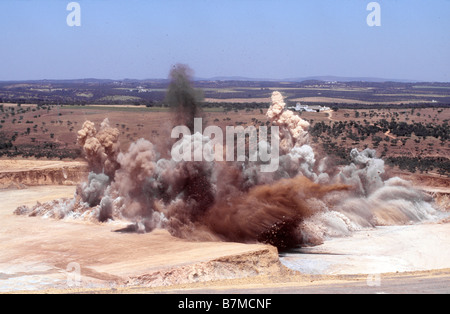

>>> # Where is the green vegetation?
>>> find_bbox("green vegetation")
[308,108,449,176]
[0,79,448,176]
[1,79,449,106]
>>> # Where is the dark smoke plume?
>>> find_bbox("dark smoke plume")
[166,64,204,132]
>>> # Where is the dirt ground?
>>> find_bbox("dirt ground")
[0,184,286,293]
[2,104,448,166]
[0,160,449,293]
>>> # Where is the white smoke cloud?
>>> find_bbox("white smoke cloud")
[267,91,310,151]
[77,118,120,177]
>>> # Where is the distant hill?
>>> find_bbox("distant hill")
[283,76,419,83]
[197,76,275,82]
[0,76,422,84]
[199,75,418,83]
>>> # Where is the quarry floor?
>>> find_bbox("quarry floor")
[0,160,449,294]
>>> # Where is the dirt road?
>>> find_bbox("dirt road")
[142,269,450,294]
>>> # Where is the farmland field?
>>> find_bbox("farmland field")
[1,79,450,106]
[1,98,448,178]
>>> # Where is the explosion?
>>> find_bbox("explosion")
[77,118,120,178]
[267,91,310,152]
[15,67,441,251]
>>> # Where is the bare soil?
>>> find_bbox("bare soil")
[0,161,449,293]
[2,104,448,165]
[0,183,285,292]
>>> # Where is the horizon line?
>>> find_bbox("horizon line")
[1,75,449,84]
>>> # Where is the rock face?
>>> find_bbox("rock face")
[126,246,285,287]
[0,160,88,188]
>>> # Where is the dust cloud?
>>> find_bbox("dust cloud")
[15,68,443,251]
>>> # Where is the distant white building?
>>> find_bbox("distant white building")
[318,105,331,112]
[288,103,314,112]
[288,103,330,112]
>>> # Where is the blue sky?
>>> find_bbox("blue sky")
[0,0,449,81]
